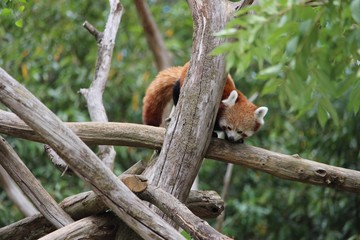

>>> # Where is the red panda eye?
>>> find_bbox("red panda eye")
[237,130,243,134]
[227,126,232,131]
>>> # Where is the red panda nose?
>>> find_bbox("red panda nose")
[228,136,235,142]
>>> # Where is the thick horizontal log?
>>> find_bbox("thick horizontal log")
[0,67,184,240]
[0,182,223,240]
[0,110,164,149]
[38,213,120,240]
[1,110,359,194]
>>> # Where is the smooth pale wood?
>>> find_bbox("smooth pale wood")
[79,0,122,170]
[0,188,223,240]
[0,165,39,217]
[1,112,360,194]
[140,185,231,240]
[0,110,164,149]
[0,137,74,228]
[38,213,120,240]
[0,69,183,240]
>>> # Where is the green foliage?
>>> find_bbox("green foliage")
[0,0,192,227]
[0,1,359,239]
[215,0,360,127]
[0,0,27,28]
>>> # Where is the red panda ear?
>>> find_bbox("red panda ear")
[222,90,238,107]
[254,106,268,124]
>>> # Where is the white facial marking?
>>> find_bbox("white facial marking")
[254,106,268,124]
[222,90,238,107]
[222,129,241,142]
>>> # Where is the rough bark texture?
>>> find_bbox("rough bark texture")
[79,0,122,170]
[0,165,38,217]
[38,213,121,240]
[0,137,74,228]
[140,185,231,240]
[1,112,360,194]
[0,67,184,240]
[144,0,232,208]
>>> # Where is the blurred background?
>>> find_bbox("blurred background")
[0,0,359,239]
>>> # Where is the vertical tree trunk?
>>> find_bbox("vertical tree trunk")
[144,0,236,217]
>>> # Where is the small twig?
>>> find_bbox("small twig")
[44,144,73,175]
[83,21,103,44]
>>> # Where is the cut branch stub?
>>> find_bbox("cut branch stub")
[0,66,184,239]
[120,174,148,193]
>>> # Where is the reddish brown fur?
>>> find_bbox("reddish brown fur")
[142,63,258,129]
[142,66,182,126]
[218,90,259,132]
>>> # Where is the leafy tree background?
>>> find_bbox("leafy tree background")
[0,0,359,239]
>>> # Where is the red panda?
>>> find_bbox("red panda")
[142,62,268,143]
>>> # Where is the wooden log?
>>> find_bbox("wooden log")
[0,165,38,217]
[139,185,231,240]
[38,213,120,240]
[1,111,360,194]
[0,137,74,228]
[0,66,183,239]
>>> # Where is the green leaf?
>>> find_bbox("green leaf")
[15,19,23,28]
[1,8,12,16]
[286,36,298,57]
[262,78,282,95]
[317,104,328,128]
[257,64,282,80]
[349,84,360,114]
[320,97,339,126]
[351,0,360,23]
[18,5,25,12]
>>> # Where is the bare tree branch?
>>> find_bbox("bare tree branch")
[215,163,234,231]
[134,0,172,70]
[1,113,359,194]
[142,2,237,224]
[0,67,184,239]
[139,185,231,240]
[0,165,38,217]
[0,137,74,228]
[0,168,223,240]
[83,21,103,43]
[38,213,120,240]
[79,0,123,170]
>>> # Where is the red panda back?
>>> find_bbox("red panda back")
[142,66,182,126]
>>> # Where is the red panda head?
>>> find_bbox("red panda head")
[218,90,268,143]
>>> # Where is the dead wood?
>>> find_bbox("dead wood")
[1,112,359,194]
[0,137,74,228]
[0,67,184,239]
[0,165,38,217]
[79,0,122,170]
[139,185,231,240]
